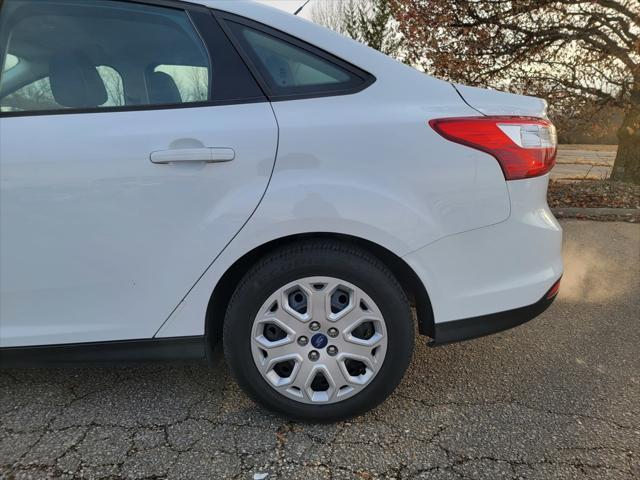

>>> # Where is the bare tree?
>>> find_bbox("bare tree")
[154,65,209,103]
[312,0,405,59]
[311,0,349,34]
[185,66,209,102]
[391,0,640,184]
[1,78,60,111]
[97,66,125,106]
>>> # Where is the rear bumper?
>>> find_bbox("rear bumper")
[403,174,563,340]
[429,280,559,345]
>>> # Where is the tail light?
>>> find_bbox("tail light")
[429,116,557,180]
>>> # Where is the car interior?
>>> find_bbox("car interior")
[0,1,210,112]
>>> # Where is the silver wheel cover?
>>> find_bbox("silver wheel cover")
[250,276,388,404]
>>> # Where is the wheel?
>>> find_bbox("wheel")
[223,240,414,422]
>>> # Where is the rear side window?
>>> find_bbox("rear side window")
[1,66,124,112]
[0,0,264,115]
[97,66,125,107]
[154,64,209,103]
[2,54,19,72]
[224,19,373,99]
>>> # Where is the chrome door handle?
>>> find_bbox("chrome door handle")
[150,148,235,164]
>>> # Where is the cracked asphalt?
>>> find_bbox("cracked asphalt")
[1,220,639,479]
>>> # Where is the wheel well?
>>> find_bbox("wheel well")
[205,233,435,351]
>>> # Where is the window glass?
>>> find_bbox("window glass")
[1,67,125,112]
[226,21,367,96]
[97,66,125,107]
[1,78,57,112]
[0,0,211,113]
[154,65,209,103]
[2,54,19,72]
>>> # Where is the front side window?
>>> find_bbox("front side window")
[0,0,211,113]
[225,20,371,98]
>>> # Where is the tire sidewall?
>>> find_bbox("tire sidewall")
[223,247,414,422]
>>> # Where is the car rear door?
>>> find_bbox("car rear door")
[0,0,277,347]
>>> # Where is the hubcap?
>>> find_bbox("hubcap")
[251,276,388,404]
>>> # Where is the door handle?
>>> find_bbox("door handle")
[150,148,235,164]
[211,148,236,162]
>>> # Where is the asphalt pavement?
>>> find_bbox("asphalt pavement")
[1,220,639,479]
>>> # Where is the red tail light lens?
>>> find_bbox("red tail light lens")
[429,116,557,180]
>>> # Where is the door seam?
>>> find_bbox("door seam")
[152,102,281,337]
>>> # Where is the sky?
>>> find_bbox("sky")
[255,0,315,19]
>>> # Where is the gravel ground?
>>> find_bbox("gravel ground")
[1,220,639,480]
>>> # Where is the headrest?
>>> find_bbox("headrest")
[49,51,107,108]
[147,71,182,104]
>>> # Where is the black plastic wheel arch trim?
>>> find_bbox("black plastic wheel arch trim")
[429,279,561,346]
[0,336,207,367]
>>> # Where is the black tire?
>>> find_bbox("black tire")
[223,240,414,422]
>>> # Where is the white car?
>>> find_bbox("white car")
[0,0,563,421]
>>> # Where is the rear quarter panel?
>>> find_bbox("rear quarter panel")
[157,81,512,338]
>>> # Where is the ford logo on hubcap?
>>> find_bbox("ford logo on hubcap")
[311,333,328,349]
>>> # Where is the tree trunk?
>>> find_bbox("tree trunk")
[610,95,640,185]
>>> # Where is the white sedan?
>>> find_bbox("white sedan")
[0,0,563,421]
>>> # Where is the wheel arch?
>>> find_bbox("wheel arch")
[205,232,435,351]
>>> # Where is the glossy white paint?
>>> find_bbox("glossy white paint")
[158,0,560,338]
[0,0,563,347]
[0,105,278,346]
[402,174,563,323]
[454,84,549,118]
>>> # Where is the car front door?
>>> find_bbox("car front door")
[0,0,278,347]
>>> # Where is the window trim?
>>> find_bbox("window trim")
[213,11,376,102]
[0,0,267,118]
